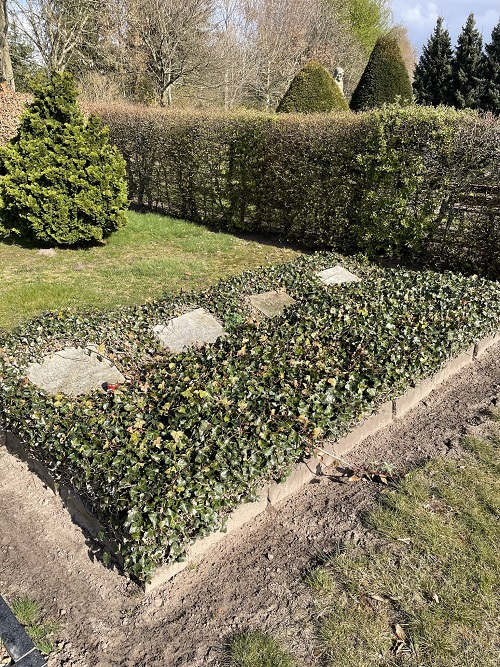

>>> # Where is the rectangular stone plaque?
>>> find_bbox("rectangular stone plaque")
[153,308,225,353]
[248,291,296,317]
[316,265,360,286]
[26,347,125,396]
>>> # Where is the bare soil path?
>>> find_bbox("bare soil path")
[1,343,499,667]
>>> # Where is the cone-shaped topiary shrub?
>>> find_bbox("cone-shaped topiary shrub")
[0,71,128,245]
[350,35,413,111]
[276,61,349,113]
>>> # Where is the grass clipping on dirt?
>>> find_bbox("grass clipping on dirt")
[307,422,500,667]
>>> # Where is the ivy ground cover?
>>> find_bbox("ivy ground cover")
[1,252,499,582]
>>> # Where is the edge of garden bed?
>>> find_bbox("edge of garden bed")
[1,333,498,592]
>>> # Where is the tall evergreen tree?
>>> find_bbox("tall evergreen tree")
[0,72,128,245]
[482,19,500,114]
[413,16,453,106]
[452,13,484,109]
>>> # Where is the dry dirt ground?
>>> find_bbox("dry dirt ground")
[1,343,499,667]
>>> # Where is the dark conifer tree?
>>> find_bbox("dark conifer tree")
[482,19,500,114]
[451,13,484,109]
[350,34,413,111]
[413,17,453,106]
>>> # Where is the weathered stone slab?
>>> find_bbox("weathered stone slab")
[268,459,322,506]
[26,347,124,396]
[334,400,394,454]
[248,291,296,317]
[316,265,360,286]
[433,346,474,386]
[394,377,435,420]
[37,248,56,257]
[153,308,225,353]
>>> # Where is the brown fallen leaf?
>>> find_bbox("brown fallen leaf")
[394,624,406,642]
[348,474,361,482]
[370,594,386,602]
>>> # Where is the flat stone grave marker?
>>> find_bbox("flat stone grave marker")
[316,265,360,286]
[26,347,125,396]
[248,291,296,317]
[153,308,225,353]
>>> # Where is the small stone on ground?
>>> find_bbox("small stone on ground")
[248,291,296,317]
[26,347,125,396]
[316,265,360,286]
[153,308,225,353]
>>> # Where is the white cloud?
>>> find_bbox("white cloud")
[396,2,439,29]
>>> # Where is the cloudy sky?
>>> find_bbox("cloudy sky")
[391,1,500,55]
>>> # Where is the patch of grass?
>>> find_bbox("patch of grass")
[224,630,296,667]
[308,421,500,666]
[0,211,299,330]
[11,597,60,656]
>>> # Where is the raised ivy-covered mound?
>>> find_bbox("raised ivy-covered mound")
[1,252,499,581]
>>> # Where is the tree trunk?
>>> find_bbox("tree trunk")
[0,0,15,91]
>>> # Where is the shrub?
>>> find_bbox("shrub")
[350,34,413,111]
[0,72,128,245]
[1,252,499,581]
[351,103,459,257]
[92,103,500,279]
[276,61,349,113]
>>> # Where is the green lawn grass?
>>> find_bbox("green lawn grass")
[307,418,500,666]
[224,630,296,667]
[0,211,299,331]
[11,597,60,655]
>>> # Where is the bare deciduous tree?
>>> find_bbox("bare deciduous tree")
[390,25,417,80]
[244,0,318,110]
[210,0,255,109]
[9,0,105,72]
[126,0,215,106]
[1,0,15,90]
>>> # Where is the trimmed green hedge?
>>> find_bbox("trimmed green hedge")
[91,103,500,279]
[1,252,499,581]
